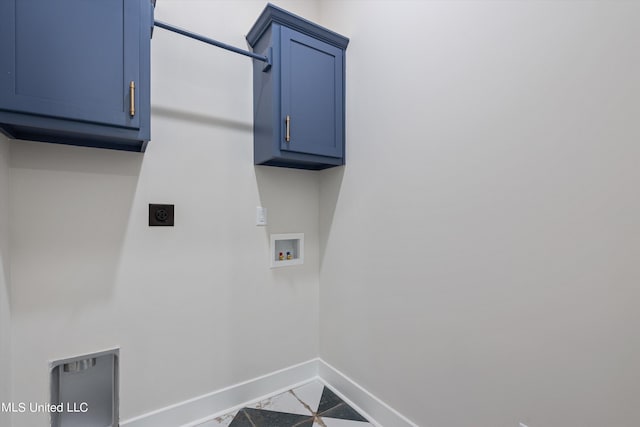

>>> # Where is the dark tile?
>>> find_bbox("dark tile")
[317,386,344,413]
[243,407,313,426]
[319,402,369,423]
[229,409,254,427]
[292,419,314,427]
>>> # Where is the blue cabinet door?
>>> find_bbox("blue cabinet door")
[0,0,140,129]
[280,27,344,159]
[247,3,348,169]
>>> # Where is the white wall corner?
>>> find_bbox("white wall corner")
[0,133,12,427]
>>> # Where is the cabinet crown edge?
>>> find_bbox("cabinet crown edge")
[246,2,349,49]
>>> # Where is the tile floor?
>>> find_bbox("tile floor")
[196,380,375,427]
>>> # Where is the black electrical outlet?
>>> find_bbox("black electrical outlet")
[149,204,174,226]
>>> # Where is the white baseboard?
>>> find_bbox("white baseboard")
[121,358,416,427]
[120,359,318,427]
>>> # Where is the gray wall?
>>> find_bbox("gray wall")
[7,1,321,425]
[319,1,640,426]
[5,1,640,426]
[0,133,11,427]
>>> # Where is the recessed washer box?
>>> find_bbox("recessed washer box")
[270,233,304,268]
[50,348,119,427]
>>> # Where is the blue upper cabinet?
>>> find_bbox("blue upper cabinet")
[0,0,153,152]
[247,4,349,170]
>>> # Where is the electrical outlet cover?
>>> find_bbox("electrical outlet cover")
[149,204,174,226]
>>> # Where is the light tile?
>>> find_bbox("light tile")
[315,419,373,427]
[290,380,326,413]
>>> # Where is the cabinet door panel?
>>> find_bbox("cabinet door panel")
[0,0,140,129]
[281,27,343,158]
